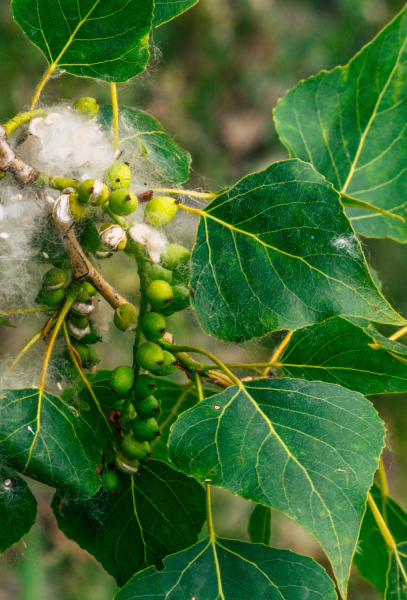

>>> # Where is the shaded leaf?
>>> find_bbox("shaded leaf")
[0,465,37,553]
[52,461,206,586]
[274,6,407,241]
[154,0,199,27]
[354,483,407,597]
[386,542,407,599]
[190,160,404,343]
[169,378,385,597]
[248,504,271,545]
[0,388,101,497]
[114,536,337,600]
[12,0,154,83]
[99,106,191,183]
[0,315,16,328]
[280,316,407,395]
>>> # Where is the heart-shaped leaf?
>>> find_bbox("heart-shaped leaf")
[154,0,199,27]
[248,504,271,545]
[0,465,37,553]
[114,536,337,600]
[168,378,385,597]
[0,388,101,497]
[190,159,404,342]
[279,316,407,395]
[52,461,206,586]
[99,106,191,183]
[274,6,407,242]
[12,0,154,82]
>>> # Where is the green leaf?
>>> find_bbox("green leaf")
[354,483,407,597]
[77,377,115,448]
[248,504,271,545]
[168,378,385,597]
[154,0,199,27]
[0,388,101,497]
[386,542,407,599]
[99,106,191,183]
[114,536,337,600]
[273,6,407,242]
[152,379,215,462]
[12,0,154,83]
[279,316,407,395]
[0,315,16,328]
[0,465,37,553]
[190,159,404,343]
[52,461,206,586]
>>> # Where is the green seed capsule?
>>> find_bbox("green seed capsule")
[134,374,157,398]
[162,244,190,270]
[71,342,91,365]
[99,223,127,251]
[70,314,89,330]
[154,351,177,377]
[81,323,102,344]
[146,280,173,310]
[114,399,125,411]
[76,282,97,303]
[115,451,139,475]
[141,312,166,341]
[42,267,67,291]
[121,435,150,460]
[114,303,139,332]
[102,469,120,491]
[69,193,85,220]
[36,287,65,307]
[163,284,190,313]
[144,196,178,227]
[135,395,160,418]
[86,346,99,368]
[110,366,134,393]
[78,179,109,206]
[148,264,173,284]
[73,97,100,120]
[103,162,132,190]
[68,315,90,339]
[109,189,138,216]
[135,342,165,372]
[132,416,160,441]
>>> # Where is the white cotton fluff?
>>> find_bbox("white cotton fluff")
[129,223,167,263]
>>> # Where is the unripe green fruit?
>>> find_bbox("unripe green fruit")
[76,282,97,303]
[114,303,138,332]
[109,189,138,216]
[132,416,160,441]
[36,287,65,307]
[146,280,173,310]
[81,323,102,344]
[115,451,140,474]
[168,284,190,312]
[121,435,150,460]
[102,469,120,491]
[69,193,84,220]
[144,196,178,227]
[148,264,173,284]
[87,346,99,368]
[135,395,160,418]
[134,374,157,398]
[135,342,165,372]
[154,351,177,377]
[70,314,89,330]
[80,221,100,257]
[73,97,100,119]
[114,399,125,411]
[42,268,67,291]
[103,162,132,190]
[163,244,190,270]
[110,366,134,393]
[78,179,109,205]
[141,312,166,341]
[71,342,91,365]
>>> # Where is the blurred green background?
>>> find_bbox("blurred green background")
[1,0,407,598]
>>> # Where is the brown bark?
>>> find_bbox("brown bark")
[0,126,39,185]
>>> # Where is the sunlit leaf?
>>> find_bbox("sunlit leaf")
[154,0,199,27]
[0,465,37,553]
[274,6,407,241]
[248,504,271,545]
[169,378,385,597]
[190,160,404,343]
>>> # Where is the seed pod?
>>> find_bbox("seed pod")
[36,287,65,307]
[99,223,127,251]
[102,469,120,491]
[134,374,157,398]
[148,263,173,284]
[42,268,67,291]
[154,351,177,377]
[71,342,91,364]
[73,97,100,120]
[81,322,102,344]
[162,244,190,270]
[68,315,90,339]
[135,342,165,372]
[115,451,139,475]
[132,416,160,441]
[110,366,134,394]
[114,303,139,332]
[146,280,173,310]
[86,345,99,368]
[121,435,150,461]
[95,245,113,259]
[109,189,138,216]
[159,284,190,316]
[114,399,125,412]
[71,301,95,316]
[69,193,85,220]
[52,194,74,224]
[134,395,160,418]
[141,312,166,341]
[78,179,109,206]
[144,196,178,227]
[76,282,97,303]
[103,162,132,190]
